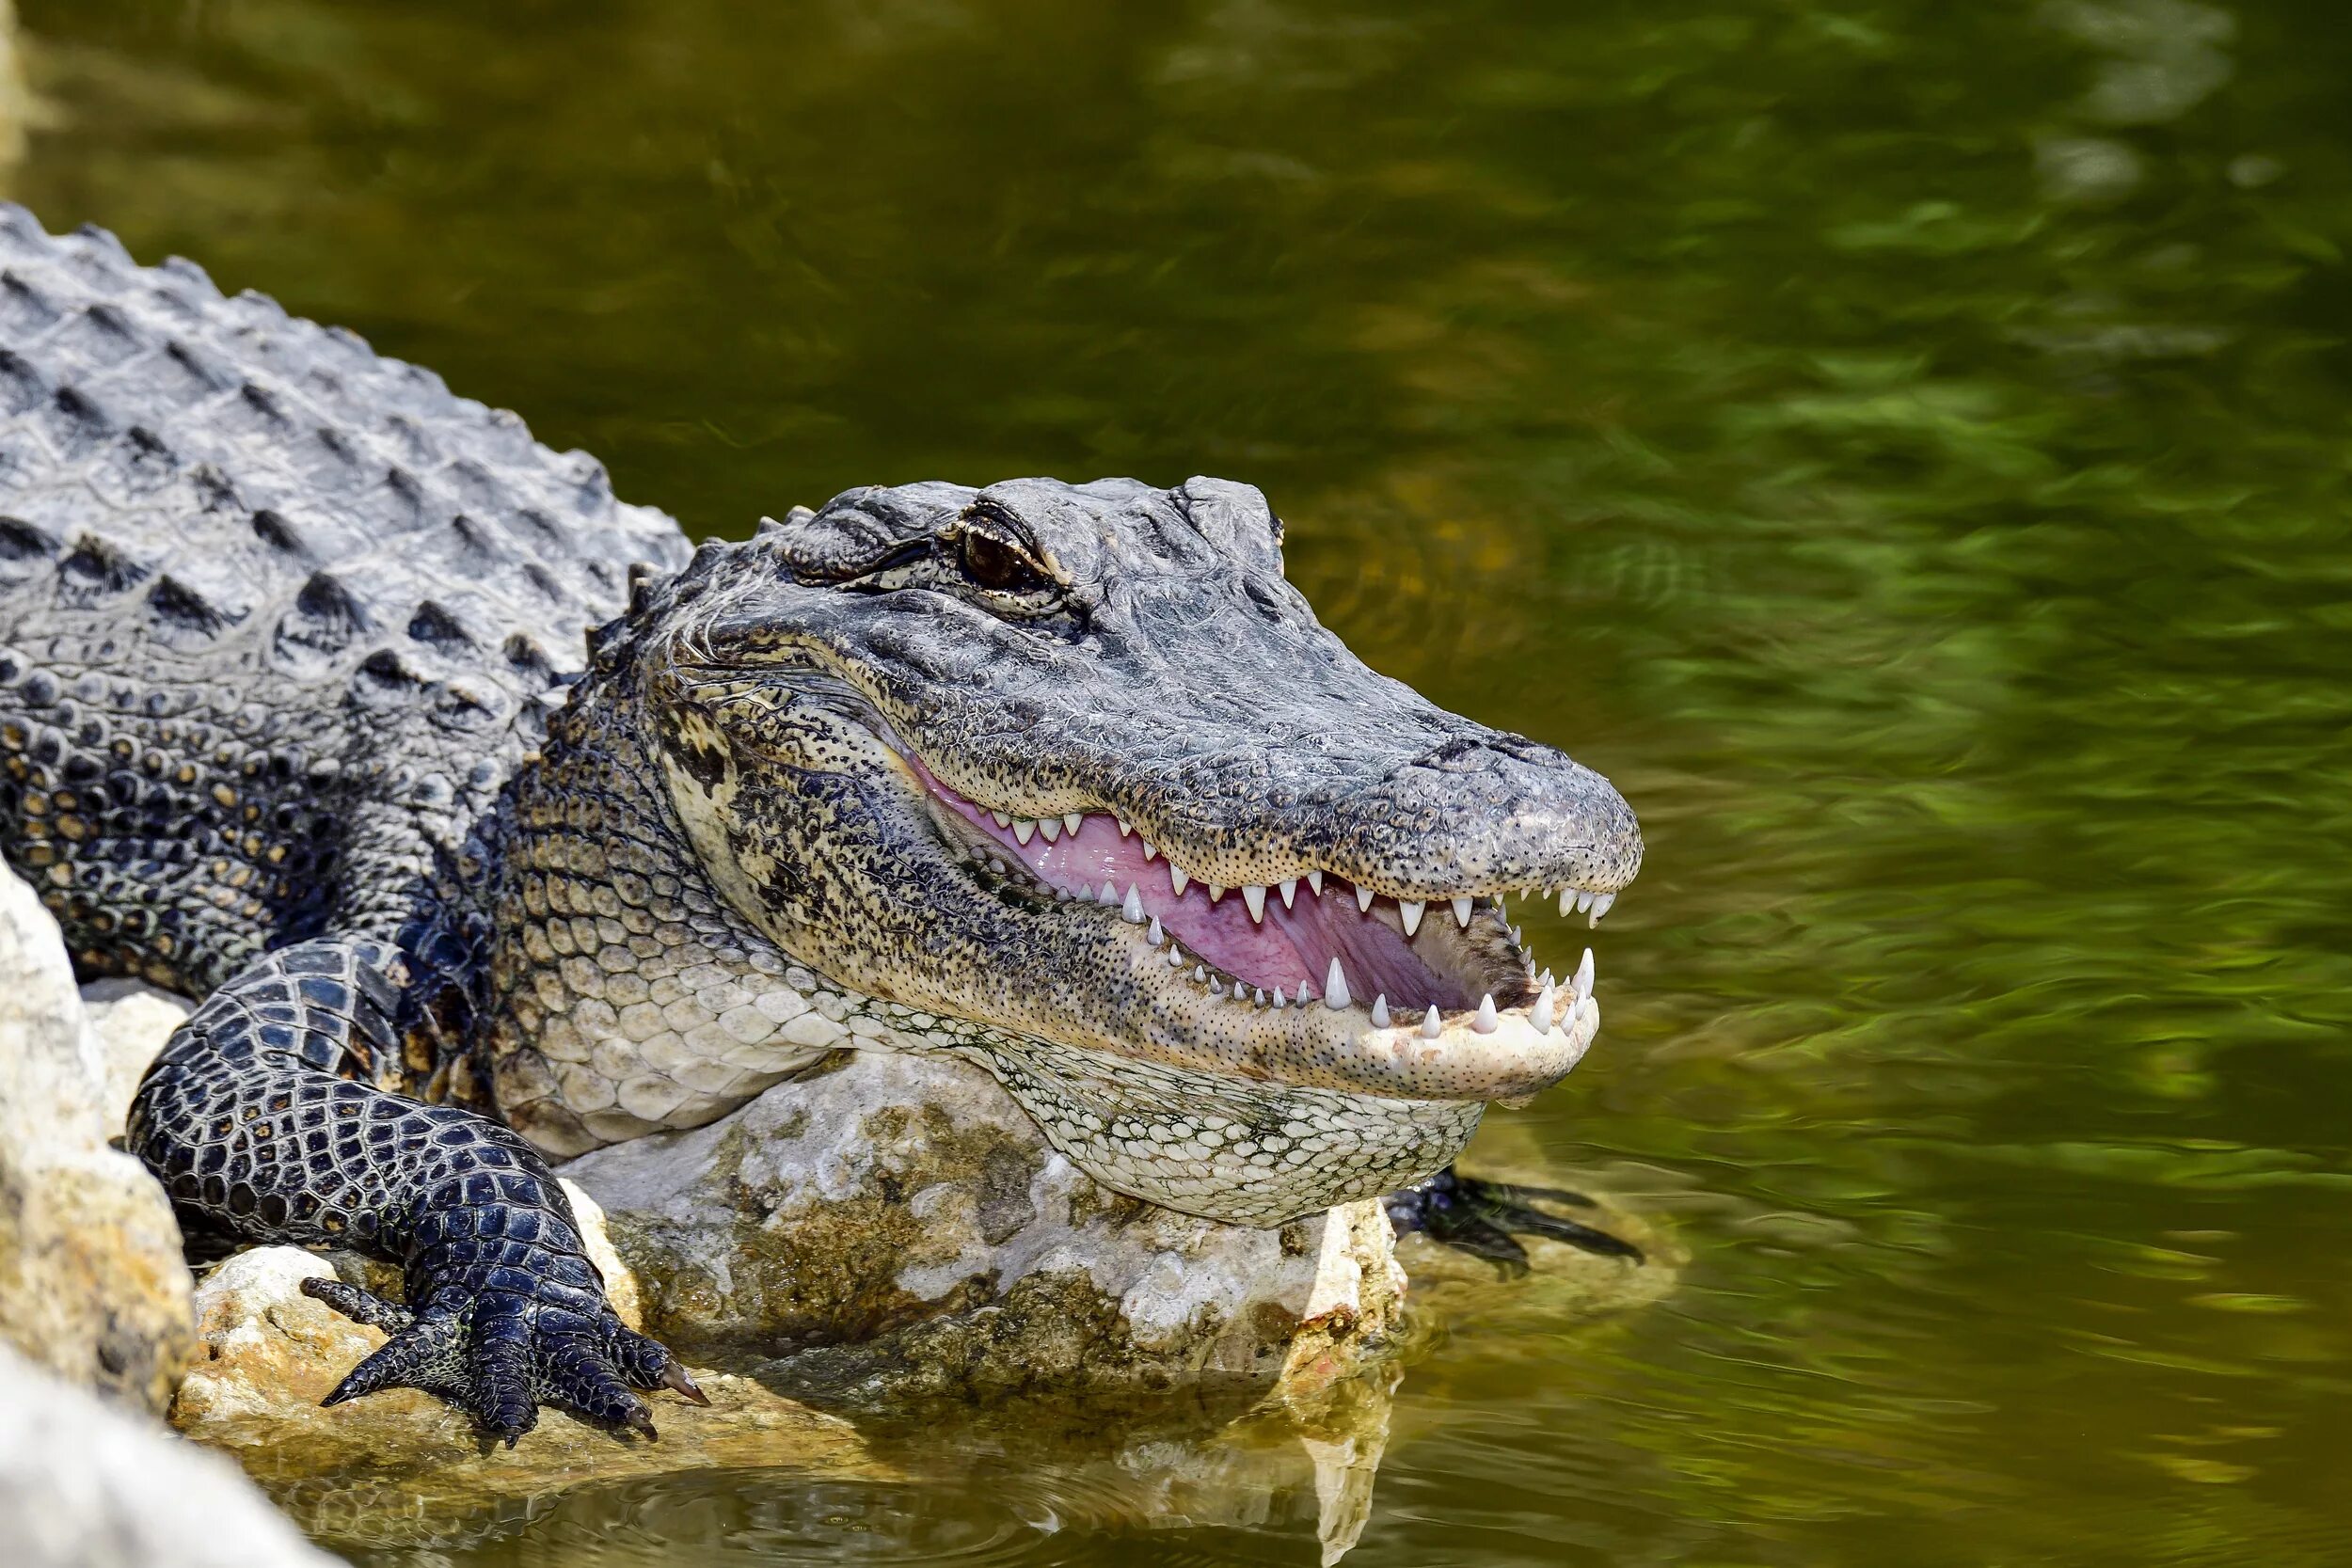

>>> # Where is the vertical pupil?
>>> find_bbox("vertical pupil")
[969,534,1021,587]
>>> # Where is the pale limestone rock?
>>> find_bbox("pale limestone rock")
[564,1176,646,1331]
[0,1342,336,1568]
[77,977,191,1133]
[1273,1197,1409,1402]
[170,1245,882,1553]
[566,1048,1340,1398]
[0,866,193,1415]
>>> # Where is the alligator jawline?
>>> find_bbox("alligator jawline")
[903,756,1608,1054]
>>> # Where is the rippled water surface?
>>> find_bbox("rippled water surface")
[19,0,2352,1562]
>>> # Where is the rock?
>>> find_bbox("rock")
[171,1245,883,1552]
[1273,1197,1409,1402]
[566,1048,1343,1400]
[0,865,193,1415]
[565,1177,646,1331]
[0,1341,335,1568]
[77,978,191,1133]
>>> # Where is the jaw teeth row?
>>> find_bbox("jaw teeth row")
[1126,903,1601,1037]
[992,809,1622,927]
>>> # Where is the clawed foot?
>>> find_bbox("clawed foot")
[301,1276,707,1446]
[1384,1165,1643,1276]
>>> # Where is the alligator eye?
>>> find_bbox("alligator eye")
[959,529,1051,594]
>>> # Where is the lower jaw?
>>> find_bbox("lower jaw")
[941,1023,1491,1227]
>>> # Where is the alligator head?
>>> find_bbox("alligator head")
[616,477,1641,1223]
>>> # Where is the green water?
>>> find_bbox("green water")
[18,0,2352,1561]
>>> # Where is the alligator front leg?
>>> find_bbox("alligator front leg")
[125,936,704,1444]
[1384,1165,1643,1275]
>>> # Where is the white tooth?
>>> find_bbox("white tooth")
[1452,896,1474,928]
[1146,915,1164,945]
[1371,995,1391,1028]
[1208,978,1224,997]
[1399,899,1424,937]
[1168,947,1184,968]
[1121,886,1144,922]
[1253,988,1266,1006]
[1355,885,1375,913]
[1323,957,1350,1010]
[1273,988,1286,1008]
[991,811,1011,829]
[1208,884,1225,904]
[1589,891,1615,926]
[1038,816,1062,843]
[1170,865,1190,897]
[1472,994,1498,1033]
[1013,818,1036,846]
[1307,871,1324,896]
[1064,813,1084,836]
[1421,1005,1442,1039]
[1539,969,1555,990]
[1576,889,1596,915]
[1193,964,1207,982]
[1511,926,1524,947]
[1573,946,1594,1003]
[1559,887,1574,916]
[1142,841,1159,861]
[1279,878,1298,909]
[1532,983,1556,1034]
[1116,816,1133,838]
[1243,884,1267,923]
[1297,978,1317,1004]
[1100,881,1120,905]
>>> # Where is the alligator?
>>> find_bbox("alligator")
[0,210,1644,1443]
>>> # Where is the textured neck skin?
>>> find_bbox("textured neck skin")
[471,649,903,1158]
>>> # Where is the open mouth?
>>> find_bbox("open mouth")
[902,757,1621,1098]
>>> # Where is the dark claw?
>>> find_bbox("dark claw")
[660,1359,711,1407]
[1387,1164,1644,1273]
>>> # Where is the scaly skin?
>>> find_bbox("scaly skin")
[0,208,1643,1440]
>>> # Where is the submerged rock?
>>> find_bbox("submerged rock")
[565,1048,1341,1400]
[0,1342,336,1568]
[0,866,193,1416]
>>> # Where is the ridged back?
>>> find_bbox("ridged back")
[0,207,692,988]
[0,205,690,705]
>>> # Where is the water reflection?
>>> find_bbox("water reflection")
[320,1374,1409,1568]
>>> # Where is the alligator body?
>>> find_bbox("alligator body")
[0,210,1642,1440]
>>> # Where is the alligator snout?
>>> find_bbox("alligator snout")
[1295,726,1645,908]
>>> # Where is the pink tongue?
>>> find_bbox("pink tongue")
[920,769,1466,1010]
